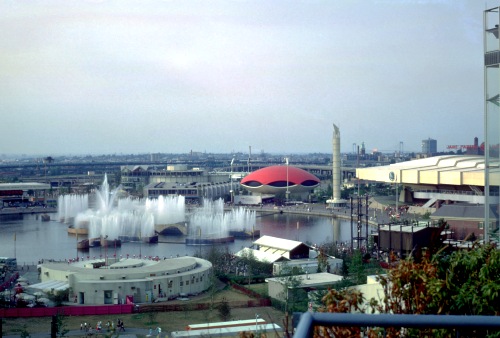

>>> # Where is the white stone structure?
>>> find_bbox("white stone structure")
[327,123,347,207]
[37,256,212,305]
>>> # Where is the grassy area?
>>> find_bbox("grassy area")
[2,287,286,336]
[245,283,269,297]
[3,307,285,336]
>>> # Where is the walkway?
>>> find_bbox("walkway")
[3,327,152,338]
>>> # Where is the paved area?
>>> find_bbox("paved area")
[3,327,154,337]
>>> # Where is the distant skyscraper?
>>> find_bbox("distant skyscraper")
[421,138,437,154]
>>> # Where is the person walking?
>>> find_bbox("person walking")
[118,318,125,331]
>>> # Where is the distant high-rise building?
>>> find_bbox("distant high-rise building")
[421,138,437,154]
[150,153,160,162]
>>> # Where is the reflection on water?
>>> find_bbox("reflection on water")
[0,212,368,264]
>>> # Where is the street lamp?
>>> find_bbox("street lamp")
[285,157,290,204]
[104,235,108,267]
[230,158,234,204]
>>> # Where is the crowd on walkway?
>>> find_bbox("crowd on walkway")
[80,319,126,335]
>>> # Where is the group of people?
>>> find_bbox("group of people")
[80,319,125,334]
[147,326,162,337]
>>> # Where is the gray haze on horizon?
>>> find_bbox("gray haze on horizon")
[0,0,491,156]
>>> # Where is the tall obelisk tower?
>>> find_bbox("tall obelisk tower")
[327,123,346,207]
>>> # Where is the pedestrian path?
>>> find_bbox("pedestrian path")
[3,327,153,337]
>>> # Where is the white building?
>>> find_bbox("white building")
[34,256,212,305]
[266,272,343,302]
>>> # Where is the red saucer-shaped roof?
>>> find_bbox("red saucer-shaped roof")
[240,165,320,194]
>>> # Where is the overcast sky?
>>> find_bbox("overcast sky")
[0,0,494,156]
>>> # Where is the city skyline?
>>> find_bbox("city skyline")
[0,0,491,156]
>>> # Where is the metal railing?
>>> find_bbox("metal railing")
[294,313,500,337]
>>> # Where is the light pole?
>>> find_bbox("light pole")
[395,174,399,217]
[285,157,290,204]
[255,313,259,333]
[104,235,108,267]
[230,158,234,204]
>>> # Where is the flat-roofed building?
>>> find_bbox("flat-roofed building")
[121,165,232,200]
[266,272,343,302]
[0,182,51,207]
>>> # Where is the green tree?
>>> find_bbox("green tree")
[436,244,500,316]
[53,312,69,337]
[47,289,69,307]
[236,249,272,283]
[146,311,159,325]
[276,262,305,314]
[316,245,500,338]
[347,251,367,286]
[217,297,231,321]
[20,324,30,338]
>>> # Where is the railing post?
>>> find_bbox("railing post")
[294,312,314,337]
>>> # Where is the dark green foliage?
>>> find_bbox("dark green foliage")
[217,297,231,321]
[434,244,500,316]
[53,312,69,337]
[317,245,500,338]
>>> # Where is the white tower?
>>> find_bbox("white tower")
[327,123,347,207]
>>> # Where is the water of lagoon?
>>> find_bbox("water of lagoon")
[0,212,364,265]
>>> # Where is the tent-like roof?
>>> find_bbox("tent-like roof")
[234,248,285,263]
[28,280,69,292]
[253,235,304,252]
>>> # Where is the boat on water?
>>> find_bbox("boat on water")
[89,237,101,247]
[77,239,90,250]
[100,238,122,248]
[67,226,88,235]
[185,236,235,246]
[118,235,159,244]
[228,229,260,239]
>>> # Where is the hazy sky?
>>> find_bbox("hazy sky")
[0,0,493,156]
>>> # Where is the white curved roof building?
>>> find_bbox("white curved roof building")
[37,256,212,305]
[356,155,485,188]
[356,155,494,207]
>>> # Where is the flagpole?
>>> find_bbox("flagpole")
[14,232,16,259]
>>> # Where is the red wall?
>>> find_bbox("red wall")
[0,304,133,318]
